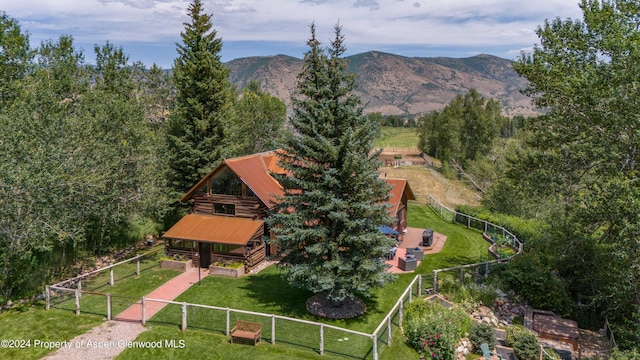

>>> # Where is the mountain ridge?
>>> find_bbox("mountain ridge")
[226,51,537,117]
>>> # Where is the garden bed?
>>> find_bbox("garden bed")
[209,263,245,278]
[160,259,193,272]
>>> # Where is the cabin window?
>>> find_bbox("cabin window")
[214,203,235,215]
[210,168,243,196]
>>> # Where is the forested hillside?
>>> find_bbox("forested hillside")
[226,51,535,117]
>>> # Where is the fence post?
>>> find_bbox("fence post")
[110,267,114,286]
[77,280,82,298]
[226,308,230,336]
[271,315,275,345]
[387,316,392,345]
[106,293,111,320]
[433,270,438,292]
[485,262,489,278]
[181,302,187,331]
[141,297,146,325]
[417,275,422,296]
[75,288,80,315]
[467,216,470,228]
[136,256,141,277]
[319,324,324,355]
[45,286,50,310]
[399,300,403,328]
[372,334,378,360]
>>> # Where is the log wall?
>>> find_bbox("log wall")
[192,194,267,218]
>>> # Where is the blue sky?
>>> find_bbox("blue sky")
[4,0,583,69]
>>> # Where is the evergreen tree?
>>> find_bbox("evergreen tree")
[166,0,234,197]
[267,24,395,315]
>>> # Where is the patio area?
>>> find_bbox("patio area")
[385,227,447,274]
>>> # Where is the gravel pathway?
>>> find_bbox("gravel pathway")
[42,321,147,360]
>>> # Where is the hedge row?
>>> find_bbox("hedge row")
[454,205,548,246]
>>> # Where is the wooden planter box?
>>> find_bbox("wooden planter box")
[209,264,245,278]
[161,259,193,272]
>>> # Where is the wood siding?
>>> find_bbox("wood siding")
[192,194,267,219]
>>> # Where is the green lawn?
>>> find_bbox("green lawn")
[1,203,489,360]
[374,127,420,149]
[131,202,489,359]
[0,249,182,359]
[51,250,181,317]
[116,326,344,360]
[0,306,103,360]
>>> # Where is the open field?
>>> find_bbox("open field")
[374,126,481,208]
[382,165,480,208]
[374,127,419,149]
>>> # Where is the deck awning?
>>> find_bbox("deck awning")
[163,214,264,245]
[378,225,399,235]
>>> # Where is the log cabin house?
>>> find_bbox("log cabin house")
[163,151,415,273]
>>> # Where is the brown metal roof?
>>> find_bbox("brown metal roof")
[179,151,415,216]
[225,154,284,208]
[181,151,284,209]
[386,178,416,216]
[162,214,264,245]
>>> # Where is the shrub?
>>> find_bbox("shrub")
[404,300,470,360]
[455,204,547,246]
[610,347,640,360]
[505,325,539,360]
[469,322,496,354]
[439,279,499,309]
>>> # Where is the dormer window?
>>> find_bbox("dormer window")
[214,203,235,215]
[210,167,242,196]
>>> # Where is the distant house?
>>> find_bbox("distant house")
[163,151,415,272]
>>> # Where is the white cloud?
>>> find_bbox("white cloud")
[4,0,584,62]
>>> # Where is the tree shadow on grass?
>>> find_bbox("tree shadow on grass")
[240,268,384,327]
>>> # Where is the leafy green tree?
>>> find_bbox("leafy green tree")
[506,0,640,348]
[166,0,235,197]
[267,24,395,312]
[0,34,169,298]
[0,11,33,107]
[418,89,502,165]
[227,79,287,156]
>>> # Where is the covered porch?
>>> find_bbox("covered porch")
[162,214,266,272]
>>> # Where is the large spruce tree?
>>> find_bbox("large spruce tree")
[166,0,234,197]
[268,24,395,318]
